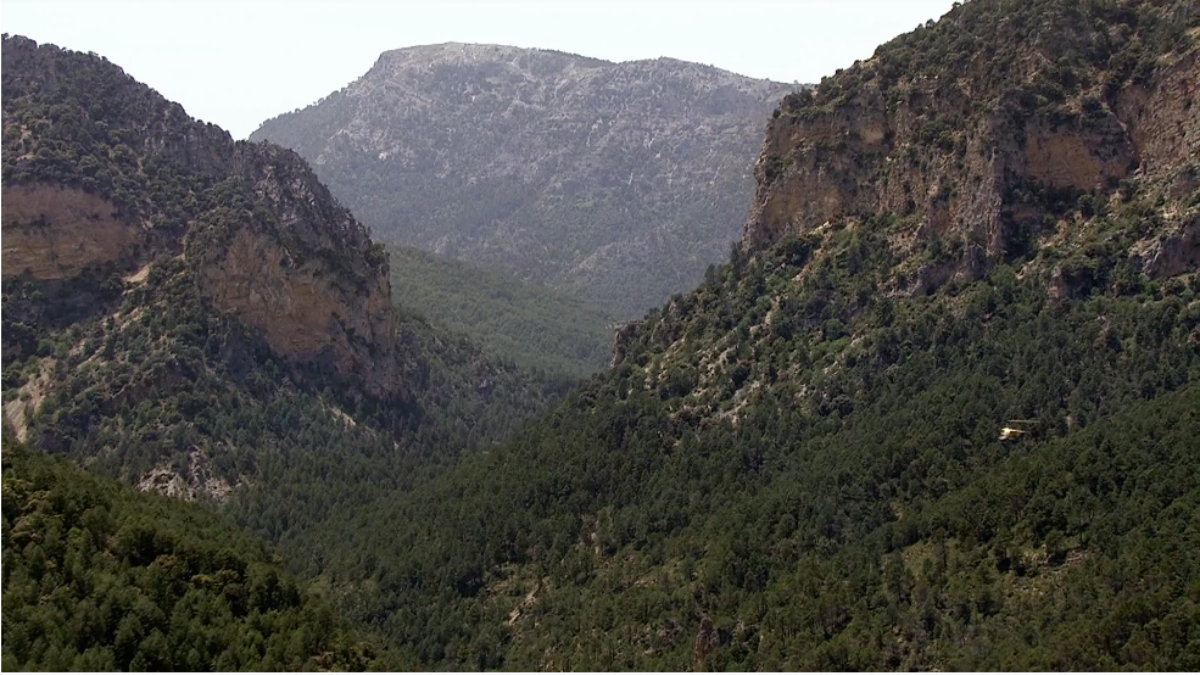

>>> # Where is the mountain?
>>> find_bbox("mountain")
[7,0,1200,668]
[0,35,564,537]
[744,0,1200,270]
[270,0,1200,669]
[250,43,796,317]
[387,245,616,378]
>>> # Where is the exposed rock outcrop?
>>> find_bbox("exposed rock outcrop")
[137,448,235,503]
[2,35,407,402]
[1,185,142,278]
[742,1,1199,283]
[1144,216,1200,279]
[1116,49,1200,179]
[194,221,400,399]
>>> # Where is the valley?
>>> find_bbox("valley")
[3,0,1200,670]
[386,244,615,379]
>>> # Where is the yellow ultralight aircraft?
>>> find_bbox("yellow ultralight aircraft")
[999,419,1038,441]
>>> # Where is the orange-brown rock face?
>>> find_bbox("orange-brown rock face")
[2,157,404,401]
[1117,49,1200,179]
[212,144,404,400]
[1,184,142,278]
[745,86,1142,260]
[3,34,409,404]
[743,4,1198,269]
[196,225,401,400]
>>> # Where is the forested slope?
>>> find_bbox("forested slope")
[1,442,380,671]
[267,0,1200,669]
[387,245,616,378]
[296,234,1200,669]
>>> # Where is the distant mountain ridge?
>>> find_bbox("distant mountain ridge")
[251,43,797,316]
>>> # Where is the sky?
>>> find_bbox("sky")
[2,0,959,140]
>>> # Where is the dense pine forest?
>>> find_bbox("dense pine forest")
[386,245,616,378]
[1,442,376,671]
[3,0,1200,670]
[286,213,1200,668]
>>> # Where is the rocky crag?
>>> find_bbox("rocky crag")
[2,35,402,401]
[745,0,1199,292]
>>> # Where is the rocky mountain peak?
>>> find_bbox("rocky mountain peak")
[372,41,608,70]
[252,44,798,316]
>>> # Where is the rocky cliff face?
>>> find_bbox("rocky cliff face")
[251,43,797,317]
[198,144,402,399]
[744,0,1199,287]
[2,184,141,278]
[2,35,404,401]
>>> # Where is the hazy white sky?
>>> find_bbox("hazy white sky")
[2,1,958,139]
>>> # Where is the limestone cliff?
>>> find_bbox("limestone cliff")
[194,144,402,400]
[2,35,404,402]
[2,184,142,279]
[744,0,1199,287]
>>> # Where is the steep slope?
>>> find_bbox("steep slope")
[276,0,1200,669]
[2,39,402,404]
[251,44,795,317]
[746,0,1199,277]
[387,245,616,378]
[2,35,401,407]
[0,35,564,532]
